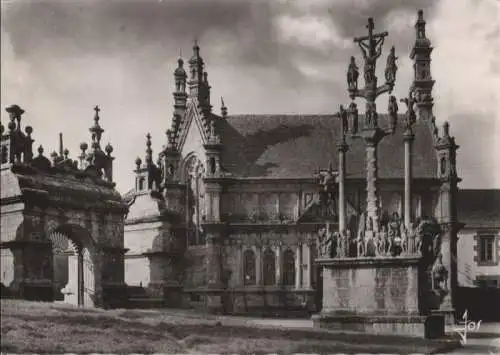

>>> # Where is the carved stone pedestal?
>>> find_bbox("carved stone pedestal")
[313,256,446,339]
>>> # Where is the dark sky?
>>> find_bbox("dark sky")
[2,0,499,192]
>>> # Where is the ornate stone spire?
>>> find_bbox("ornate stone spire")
[188,39,204,94]
[145,133,153,165]
[89,105,104,147]
[410,9,434,121]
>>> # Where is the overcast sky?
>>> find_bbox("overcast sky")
[1,0,499,193]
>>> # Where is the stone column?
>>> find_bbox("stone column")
[365,142,380,232]
[437,182,459,323]
[295,243,303,289]
[338,138,349,257]
[236,242,243,286]
[303,241,313,290]
[206,233,223,313]
[77,249,84,306]
[206,233,221,287]
[255,246,262,286]
[403,130,415,229]
[338,139,348,234]
[275,243,282,285]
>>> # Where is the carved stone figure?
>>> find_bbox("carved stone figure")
[432,253,448,295]
[348,101,359,134]
[347,56,359,91]
[365,102,377,128]
[339,105,348,134]
[384,46,398,84]
[388,95,398,131]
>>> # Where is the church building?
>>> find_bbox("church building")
[123,10,466,314]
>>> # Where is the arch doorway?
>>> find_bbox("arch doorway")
[49,225,96,307]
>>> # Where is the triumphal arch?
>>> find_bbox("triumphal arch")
[1,104,128,308]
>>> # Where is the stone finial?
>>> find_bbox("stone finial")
[416,9,426,38]
[25,125,33,138]
[89,105,104,145]
[38,145,44,156]
[80,142,88,154]
[221,97,228,118]
[63,148,69,160]
[135,157,142,169]
[105,142,113,156]
[443,121,450,137]
[6,104,25,131]
[145,133,152,162]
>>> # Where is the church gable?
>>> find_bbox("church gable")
[178,102,209,168]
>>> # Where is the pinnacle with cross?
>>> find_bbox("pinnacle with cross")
[93,105,101,124]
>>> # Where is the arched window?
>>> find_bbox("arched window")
[263,249,276,286]
[243,249,256,286]
[1,145,8,164]
[282,249,295,286]
[138,177,145,191]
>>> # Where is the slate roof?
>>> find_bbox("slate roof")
[219,114,437,180]
[457,189,500,229]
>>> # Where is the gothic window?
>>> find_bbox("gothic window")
[185,156,206,245]
[282,249,295,286]
[478,235,495,263]
[1,145,7,164]
[243,249,256,286]
[263,249,276,286]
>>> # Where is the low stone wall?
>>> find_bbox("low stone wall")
[183,287,315,315]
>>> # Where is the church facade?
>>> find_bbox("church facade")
[123,11,465,314]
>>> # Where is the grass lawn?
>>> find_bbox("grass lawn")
[1,300,461,354]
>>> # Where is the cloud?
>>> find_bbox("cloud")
[1,0,498,192]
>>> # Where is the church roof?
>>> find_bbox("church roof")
[458,189,500,229]
[219,114,437,180]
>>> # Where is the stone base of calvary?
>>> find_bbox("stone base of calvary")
[312,10,459,339]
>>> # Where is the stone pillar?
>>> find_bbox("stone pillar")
[255,246,262,286]
[206,233,221,287]
[437,183,458,323]
[295,243,303,289]
[63,251,79,306]
[275,244,282,285]
[303,241,313,290]
[404,130,415,229]
[365,142,380,232]
[236,242,243,286]
[205,184,222,222]
[205,233,223,313]
[338,138,349,256]
[77,249,84,306]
